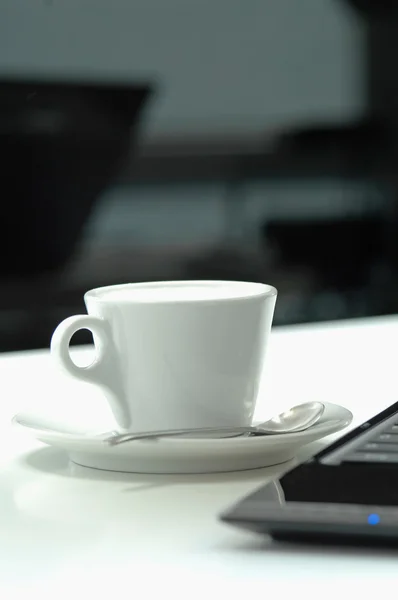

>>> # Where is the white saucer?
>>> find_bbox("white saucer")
[12,402,352,474]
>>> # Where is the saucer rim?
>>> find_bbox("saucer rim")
[12,403,353,447]
[11,405,353,474]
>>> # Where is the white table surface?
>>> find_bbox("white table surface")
[1,316,398,598]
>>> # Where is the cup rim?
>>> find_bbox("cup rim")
[84,280,277,304]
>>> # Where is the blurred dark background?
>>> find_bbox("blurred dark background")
[1,0,398,351]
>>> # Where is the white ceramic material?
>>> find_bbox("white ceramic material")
[50,280,277,431]
[12,402,352,474]
[3,316,398,595]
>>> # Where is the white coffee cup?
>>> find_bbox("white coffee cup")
[50,280,277,432]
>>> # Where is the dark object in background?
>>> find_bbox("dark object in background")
[0,77,151,276]
[274,119,390,172]
[185,246,270,282]
[264,215,386,291]
[345,0,398,17]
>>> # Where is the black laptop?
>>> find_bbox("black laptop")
[221,402,398,546]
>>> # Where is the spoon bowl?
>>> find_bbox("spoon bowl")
[260,401,325,434]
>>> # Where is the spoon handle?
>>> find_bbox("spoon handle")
[105,425,260,446]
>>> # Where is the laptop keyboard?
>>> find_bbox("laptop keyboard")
[344,422,398,464]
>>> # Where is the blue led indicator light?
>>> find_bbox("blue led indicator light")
[367,514,380,525]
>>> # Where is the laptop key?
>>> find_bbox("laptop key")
[361,442,398,452]
[376,433,398,442]
[386,426,398,434]
[345,452,398,463]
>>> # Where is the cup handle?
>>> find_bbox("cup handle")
[50,315,130,430]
